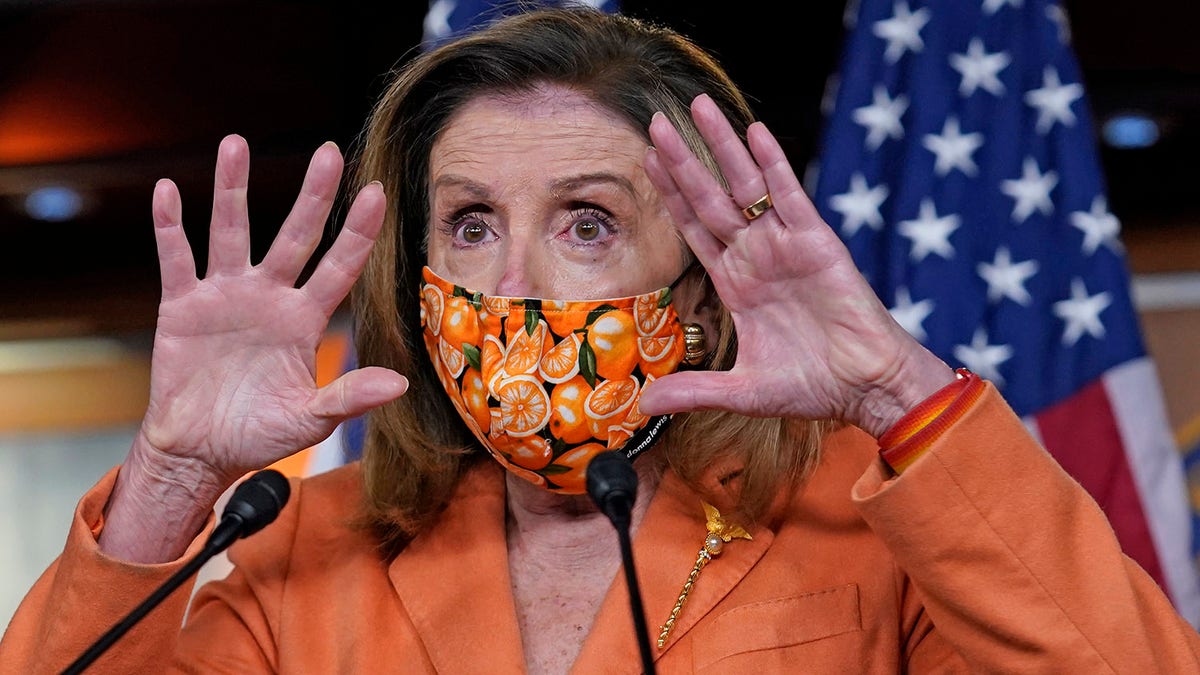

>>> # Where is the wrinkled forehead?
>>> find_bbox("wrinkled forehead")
[432,84,647,158]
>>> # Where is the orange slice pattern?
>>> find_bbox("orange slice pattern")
[634,289,669,336]
[420,284,444,336]
[419,266,685,493]
[504,319,548,376]
[584,376,639,441]
[540,332,581,383]
[496,375,552,438]
[438,336,465,379]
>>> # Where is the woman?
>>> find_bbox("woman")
[3,7,1198,673]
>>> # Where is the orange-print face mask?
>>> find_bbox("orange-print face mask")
[418,266,687,494]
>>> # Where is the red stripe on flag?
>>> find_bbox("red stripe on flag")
[1034,377,1166,587]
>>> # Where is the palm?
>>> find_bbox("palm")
[704,221,902,421]
[146,275,327,473]
[641,96,950,434]
[139,136,405,484]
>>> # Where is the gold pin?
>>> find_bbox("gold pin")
[657,501,752,649]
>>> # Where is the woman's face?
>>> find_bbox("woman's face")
[425,85,689,300]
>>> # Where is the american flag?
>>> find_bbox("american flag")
[811,0,1200,625]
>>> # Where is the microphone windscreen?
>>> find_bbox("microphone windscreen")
[224,468,291,538]
[586,450,637,515]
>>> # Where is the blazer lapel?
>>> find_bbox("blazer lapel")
[388,462,527,674]
[572,468,776,673]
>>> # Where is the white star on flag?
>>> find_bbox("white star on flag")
[872,1,931,64]
[923,117,984,176]
[852,85,909,150]
[949,38,1011,97]
[899,198,960,261]
[977,246,1039,305]
[982,0,1023,15]
[423,0,457,43]
[953,327,1013,385]
[1045,5,1072,45]
[1024,66,1084,134]
[1053,277,1112,345]
[830,173,889,236]
[1070,195,1123,255]
[1001,157,1058,223]
[888,287,935,343]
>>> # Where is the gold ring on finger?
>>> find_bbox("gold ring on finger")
[740,193,773,221]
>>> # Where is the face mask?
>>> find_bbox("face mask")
[418,266,687,494]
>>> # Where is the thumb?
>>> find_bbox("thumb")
[308,366,409,421]
[637,370,740,415]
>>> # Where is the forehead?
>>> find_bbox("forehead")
[430,85,647,172]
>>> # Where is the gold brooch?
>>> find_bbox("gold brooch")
[657,501,752,648]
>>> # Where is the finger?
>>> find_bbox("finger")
[303,181,386,314]
[307,366,409,420]
[259,141,344,284]
[690,94,770,217]
[637,370,741,415]
[647,112,747,244]
[644,146,724,265]
[152,179,197,300]
[746,122,823,229]
[207,134,253,276]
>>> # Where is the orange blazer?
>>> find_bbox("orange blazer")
[4,384,1199,673]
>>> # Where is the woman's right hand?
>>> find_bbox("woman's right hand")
[99,135,408,562]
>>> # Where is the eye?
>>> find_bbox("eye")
[574,220,601,241]
[461,222,487,244]
[438,210,497,247]
[566,207,616,244]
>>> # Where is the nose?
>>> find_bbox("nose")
[492,229,544,298]
[494,256,528,297]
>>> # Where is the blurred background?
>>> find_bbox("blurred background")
[0,0,1197,629]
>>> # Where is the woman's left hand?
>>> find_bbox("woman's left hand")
[639,94,955,437]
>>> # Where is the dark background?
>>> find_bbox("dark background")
[0,0,1195,335]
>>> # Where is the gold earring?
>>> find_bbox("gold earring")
[682,323,707,366]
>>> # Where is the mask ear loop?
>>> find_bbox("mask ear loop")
[667,256,703,291]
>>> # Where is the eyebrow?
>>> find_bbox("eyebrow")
[549,172,639,201]
[430,174,491,199]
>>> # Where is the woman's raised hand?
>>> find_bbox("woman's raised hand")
[639,95,954,437]
[100,136,406,562]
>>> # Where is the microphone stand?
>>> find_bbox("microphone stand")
[61,469,290,675]
[611,499,656,674]
[587,451,657,675]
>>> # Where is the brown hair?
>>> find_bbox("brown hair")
[350,6,826,552]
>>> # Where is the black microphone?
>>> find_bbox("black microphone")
[61,469,291,675]
[204,467,291,553]
[587,451,657,675]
